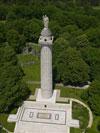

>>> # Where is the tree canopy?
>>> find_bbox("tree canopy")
[0,0,100,114]
[53,46,89,85]
[0,45,30,112]
[88,80,100,115]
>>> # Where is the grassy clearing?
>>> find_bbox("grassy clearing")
[17,54,39,63]
[55,85,85,101]
[27,83,40,95]
[71,128,82,133]
[72,102,89,129]
[17,54,40,81]
[23,63,40,81]
[55,86,89,132]
[0,114,15,132]
[56,86,100,132]
[0,109,17,132]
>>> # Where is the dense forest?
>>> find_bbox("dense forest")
[0,0,100,125]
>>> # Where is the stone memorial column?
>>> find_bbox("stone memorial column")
[39,15,54,99]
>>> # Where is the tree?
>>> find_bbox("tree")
[0,22,6,43]
[49,20,61,39]
[80,46,100,81]
[73,34,89,48]
[12,5,33,19]
[61,48,89,85]
[0,45,30,112]
[62,25,80,36]
[71,14,98,30]
[6,11,16,20]
[97,121,100,131]
[0,4,7,20]
[53,44,89,85]
[23,19,41,42]
[86,27,100,47]
[53,37,70,82]
[87,80,100,115]
[0,123,2,132]
[6,19,27,34]
[6,29,26,53]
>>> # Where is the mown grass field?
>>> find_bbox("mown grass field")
[0,108,17,132]
[17,54,40,81]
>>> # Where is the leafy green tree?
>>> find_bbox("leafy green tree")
[0,4,7,20]
[71,34,89,48]
[61,48,89,85]
[53,37,70,82]
[53,42,89,85]
[86,27,100,47]
[80,46,100,80]
[6,11,16,20]
[0,123,2,132]
[50,21,61,39]
[6,29,26,53]
[12,5,33,19]
[0,45,30,112]
[87,80,100,115]
[23,19,41,42]
[97,121,100,131]
[0,22,6,43]
[72,14,98,30]
[6,19,27,34]
[60,32,71,40]
[62,25,80,36]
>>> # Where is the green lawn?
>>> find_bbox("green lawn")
[27,83,40,95]
[17,54,40,81]
[17,54,39,63]
[56,85,85,101]
[71,128,82,133]
[0,114,15,132]
[72,102,89,129]
[0,109,17,132]
[55,86,89,133]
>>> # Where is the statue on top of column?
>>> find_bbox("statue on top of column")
[43,15,49,28]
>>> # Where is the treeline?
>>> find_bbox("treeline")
[0,0,100,6]
[0,44,30,112]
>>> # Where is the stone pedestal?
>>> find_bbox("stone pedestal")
[8,90,79,133]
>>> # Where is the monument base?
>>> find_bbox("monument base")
[8,89,79,133]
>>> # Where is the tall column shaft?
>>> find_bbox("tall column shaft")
[41,45,52,98]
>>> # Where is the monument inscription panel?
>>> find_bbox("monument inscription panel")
[21,108,66,125]
[37,112,51,119]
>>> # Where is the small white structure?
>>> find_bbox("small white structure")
[8,15,80,133]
